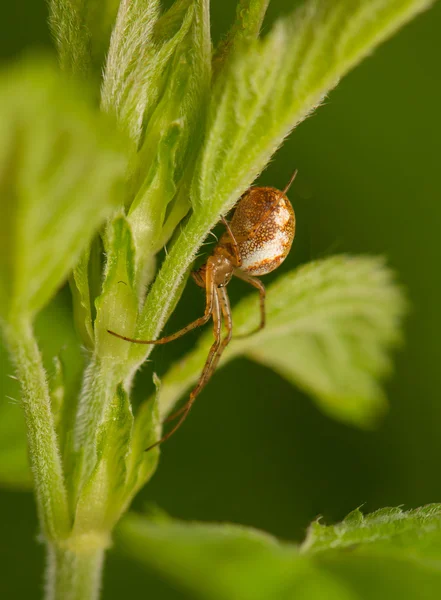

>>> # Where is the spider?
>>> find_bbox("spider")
[108,170,298,450]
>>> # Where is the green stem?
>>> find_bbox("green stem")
[4,318,70,540]
[45,544,105,600]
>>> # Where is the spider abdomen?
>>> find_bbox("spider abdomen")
[229,186,295,276]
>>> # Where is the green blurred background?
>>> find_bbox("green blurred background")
[1,1,440,598]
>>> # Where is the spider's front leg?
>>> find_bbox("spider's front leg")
[206,285,233,378]
[107,264,216,346]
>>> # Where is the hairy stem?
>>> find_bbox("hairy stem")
[45,544,105,600]
[3,318,70,540]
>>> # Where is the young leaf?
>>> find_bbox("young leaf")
[0,57,130,323]
[102,0,210,145]
[70,234,104,349]
[126,0,211,291]
[71,217,139,498]
[94,216,139,360]
[49,0,120,75]
[153,256,405,428]
[72,368,160,536]
[115,505,441,600]
[48,0,91,74]
[213,0,270,75]
[134,0,432,365]
[123,375,161,501]
[101,0,160,142]
[69,247,95,349]
[73,385,134,534]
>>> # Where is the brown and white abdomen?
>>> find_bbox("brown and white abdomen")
[229,187,295,276]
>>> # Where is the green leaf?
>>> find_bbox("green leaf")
[213,0,270,75]
[302,505,441,556]
[94,215,139,360]
[70,234,104,349]
[155,256,406,427]
[101,0,160,142]
[302,506,441,599]
[49,0,120,75]
[126,0,211,292]
[0,57,130,322]
[73,377,160,533]
[71,217,139,499]
[195,0,436,218]
[133,0,432,367]
[69,247,95,349]
[102,0,211,146]
[116,513,312,600]
[73,385,134,534]
[123,374,161,501]
[48,0,91,74]
[243,257,405,426]
[115,505,441,600]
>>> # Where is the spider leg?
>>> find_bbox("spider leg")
[164,402,189,423]
[162,287,233,431]
[233,271,266,338]
[204,285,233,377]
[108,265,216,345]
[164,290,223,425]
[146,285,222,451]
[283,168,298,194]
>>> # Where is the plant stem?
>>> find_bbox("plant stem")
[45,544,105,600]
[4,318,70,540]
